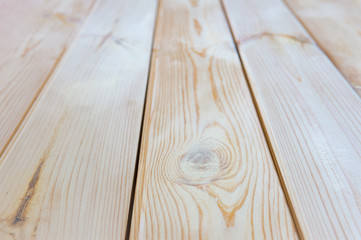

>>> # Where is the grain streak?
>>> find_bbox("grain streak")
[12,161,44,225]
[241,32,311,46]
[11,109,68,225]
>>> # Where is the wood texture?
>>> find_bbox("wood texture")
[223,0,361,238]
[0,0,157,238]
[0,0,96,156]
[285,0,361,97]
[130,0,298,239]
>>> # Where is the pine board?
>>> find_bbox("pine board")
[0,0,157,239]
[285,0,361,96]
[130,0,298,239]
[0,0,96,156]
[223,0,361,238]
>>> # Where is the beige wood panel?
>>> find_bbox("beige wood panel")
[130,0,298,239]
[285,0,361,96]
[0,0,97,156]
[0,0,157,239]
[223,0,361,238]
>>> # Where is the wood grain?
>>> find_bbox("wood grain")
[0,0,157,239]
[223,0,361,238]
[0,0,97,157]
[284,0,361,97]
[130,0,298,239]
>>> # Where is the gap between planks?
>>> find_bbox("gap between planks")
[125,0,161,238]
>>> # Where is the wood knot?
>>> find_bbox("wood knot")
[180,149,219,182]
[170,140,231,185]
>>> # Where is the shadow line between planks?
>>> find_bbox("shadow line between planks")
[124,0,161,239]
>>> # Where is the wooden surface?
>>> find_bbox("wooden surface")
[223,0,361,238]
[0,0,96,157]
[285,0,361,96]
[0,0,361,239]
[0,0,157,239]
[130,0,298,239]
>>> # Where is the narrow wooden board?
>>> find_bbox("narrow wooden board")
[0,0,157,238]
[223,0,361,238]
[285,0,361,96]
[0,0,97,156]
[130,0,298,239]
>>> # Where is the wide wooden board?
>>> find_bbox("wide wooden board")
[0,0,96,156]
[0,0,157,239]
[223,0,361,238]
[285,0,361,96]
[130,0,298,239]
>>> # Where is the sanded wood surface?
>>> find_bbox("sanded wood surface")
[1,0,361,239]
[285,0,361,96]
[0,0,96,157]
[0,0,157,238]
[223,0,361,238]
[130,0,298,239]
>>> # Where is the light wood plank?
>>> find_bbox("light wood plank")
[223,0,361,238]
[130,0,298,239]
[0,0,97,156]
[0,0,157,238]
[285,0,361,96]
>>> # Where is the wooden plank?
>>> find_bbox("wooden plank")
[284,0,361,97]
[0,0,97,156]
[0,0,157,238]
[223,0,361,238]
[130,0,298,239]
